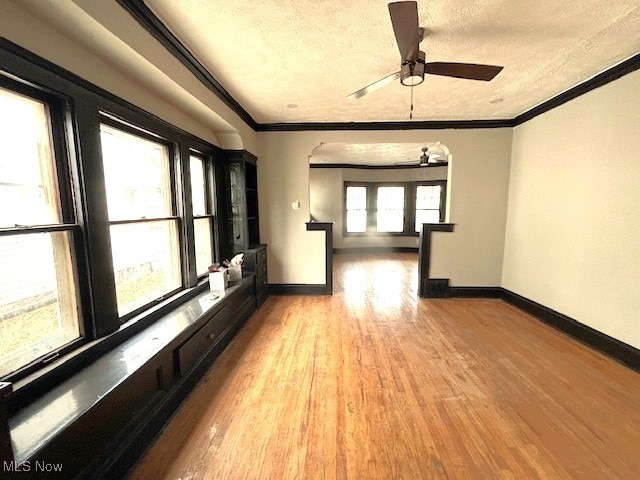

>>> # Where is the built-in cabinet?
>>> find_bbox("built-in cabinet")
[2,149,270,479]
[244,245,268,306]
[3,278,257,479]
[222,150,268,306]
[225,151,261,256]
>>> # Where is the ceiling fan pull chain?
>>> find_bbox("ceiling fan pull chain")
[410,84,414,120]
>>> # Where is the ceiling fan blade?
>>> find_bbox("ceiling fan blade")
[347,71,400,99]
[388,1,420,61]
[425,62,504,81]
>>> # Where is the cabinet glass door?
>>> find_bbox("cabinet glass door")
[228,162,245,248]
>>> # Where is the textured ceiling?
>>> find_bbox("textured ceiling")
[310,142,449,166]
[146,0,639,123]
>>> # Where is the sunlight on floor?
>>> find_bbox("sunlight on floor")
[334,252,419,318]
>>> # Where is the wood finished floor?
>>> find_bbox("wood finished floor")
[131,252,640,479]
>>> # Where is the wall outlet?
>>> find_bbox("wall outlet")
[415,238,420,245]
[291,200,300,210]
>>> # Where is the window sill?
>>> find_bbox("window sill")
[8,276,253,464]
[10,281,208,400]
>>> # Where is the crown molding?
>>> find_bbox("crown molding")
[116,0,260,131]
[513,52,640,126]
[107,3,640,133]
[310,162,448,170]
[256,119,514,131]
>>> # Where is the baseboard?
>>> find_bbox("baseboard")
[449,286,503,298]
[268,284,330,295]
[500,289,640,372]
[424,279,450,298]
[333,247,419,254]
[429,284,639,371]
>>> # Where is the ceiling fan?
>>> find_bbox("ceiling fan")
[395,146,447,167]
[347,1,504,99]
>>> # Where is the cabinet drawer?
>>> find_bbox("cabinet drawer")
[227,281,253,316]
[177,305,231,376]
[257,263,267,278]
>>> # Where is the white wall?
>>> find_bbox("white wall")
[310,166,448,249]
[503,68,640,349]
[258,134,327,284]
[309,168,343,246]
[259,129,513,285]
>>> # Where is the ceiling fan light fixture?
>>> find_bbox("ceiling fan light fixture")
[400,51,426,86]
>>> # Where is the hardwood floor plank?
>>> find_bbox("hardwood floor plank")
[130,252,640,479]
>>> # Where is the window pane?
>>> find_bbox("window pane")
[100,125,172,221]
[194,217,213,276]
[0,232,81,377]
[377,186,404,232]
[377,210,404,232]
[416,185,441,210]
[377,186,405,210]
[190,156,207,216]
[346,186,366,210]
[346,210,367,233]
[415,209,440,231]
[110,221,181,316]
[0,87,61,228]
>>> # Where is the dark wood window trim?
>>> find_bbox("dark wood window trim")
[190,150,218,279]
[343,182,369,235]
[0,40,230,405]
[99,117,185,324]
[344,180,447,237]
[412,180,447,231]
[0,77,92,383]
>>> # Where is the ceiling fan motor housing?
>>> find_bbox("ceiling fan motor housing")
[401,51,426,86]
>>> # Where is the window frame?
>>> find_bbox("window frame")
[343,182,369,234]
[99,116,184,322]
[375,183,408,234]
[413,180,447,231]
[0,76,90,382]
[190,151,217,278]
[0,43,229,401]
[343,180,447,237]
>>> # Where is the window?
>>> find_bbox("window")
[415,182,445,231]
[190,154,215,276]
[100,123,182,318]
[0,85,82,378]
[344,180,446,236]
[376,186,405,232]
[345,185,367,233]
[1,48,234,391]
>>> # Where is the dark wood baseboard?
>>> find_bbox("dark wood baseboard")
[334,247,419,254]
[500,289,640,372]
[443,285,639,372]
[424,279,450,298]
[268,284,330,295]
[449,286,503,298]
